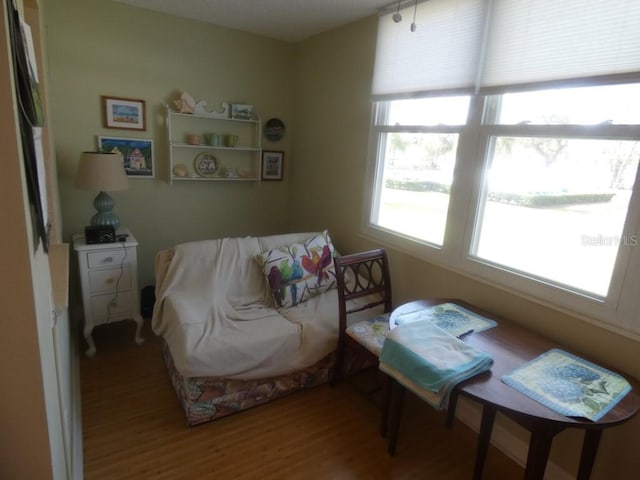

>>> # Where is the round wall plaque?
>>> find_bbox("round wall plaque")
[264,118,285,141]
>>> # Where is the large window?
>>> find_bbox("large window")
[371,96,469,245]
[473,87,640,297]
[367,0,640,334]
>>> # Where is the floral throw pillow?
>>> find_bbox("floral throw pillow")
[256,231,337,309]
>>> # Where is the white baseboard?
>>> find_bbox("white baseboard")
[455,397,573,480]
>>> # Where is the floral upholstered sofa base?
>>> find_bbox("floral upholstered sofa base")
[163,342,334,426]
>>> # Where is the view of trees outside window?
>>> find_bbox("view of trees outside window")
[371,85,640,297]
[372,96,468,246]
[474,137,639,296]
[374,132,458,246]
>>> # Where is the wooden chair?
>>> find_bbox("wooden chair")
[331,248,393,435]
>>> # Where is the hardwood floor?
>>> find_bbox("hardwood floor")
[80,320,524,479]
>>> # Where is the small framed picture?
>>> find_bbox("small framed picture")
[231,103,255,120]
[98,136,154,178]
[262,150,284,181]
[102,95,146,130]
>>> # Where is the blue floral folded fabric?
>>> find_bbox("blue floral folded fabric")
[502,348,631,421]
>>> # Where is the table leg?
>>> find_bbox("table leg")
[380,372,391,438]
[387,380,406,456]
[525,422,555,480]
[472,405,497,480]
[445,389,459,429]
[577,430,602,480]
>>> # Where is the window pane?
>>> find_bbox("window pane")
[386,96,470,126]
[494,84,640,125]
[372,132,459,245]
[473,136,640,296]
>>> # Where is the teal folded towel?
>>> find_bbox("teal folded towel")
[379,320,493,409]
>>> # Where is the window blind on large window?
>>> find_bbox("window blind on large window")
[481,0,640,91]
[373,0,640,98]
[372,0,486,98]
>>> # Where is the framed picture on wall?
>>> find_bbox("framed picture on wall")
[261,150,284,181]
[231,103,255,120]
[98,136,154,178]
[102,95,146,130]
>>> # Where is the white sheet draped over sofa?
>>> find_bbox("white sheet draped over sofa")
[152,233,344,380]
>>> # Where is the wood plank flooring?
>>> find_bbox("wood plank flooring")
[80,320,524,479]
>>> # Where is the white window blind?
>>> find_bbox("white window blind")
[373,0,640,97]
[372,0,486,98]
[481,0,640,91]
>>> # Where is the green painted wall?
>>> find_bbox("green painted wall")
[43,1,640,478]
[291,16,640,480]
[45,0,295,287]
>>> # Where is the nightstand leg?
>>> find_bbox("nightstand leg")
[84,324,96,356]
[133,314,145,346]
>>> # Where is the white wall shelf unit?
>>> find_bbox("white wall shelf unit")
[166,107,262,184]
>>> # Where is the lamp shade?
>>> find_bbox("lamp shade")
[75,151,128,192]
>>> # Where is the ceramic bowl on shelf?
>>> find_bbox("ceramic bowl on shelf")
[185,133,202,145]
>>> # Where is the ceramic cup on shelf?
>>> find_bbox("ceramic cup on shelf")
[224,134,239,147]
[185,133,202,145]
[203,133,222,146]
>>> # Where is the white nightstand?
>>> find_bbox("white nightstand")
[72,227,144,356]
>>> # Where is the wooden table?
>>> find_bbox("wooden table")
[389,299,640,480]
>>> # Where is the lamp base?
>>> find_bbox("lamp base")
[91,191,120,230]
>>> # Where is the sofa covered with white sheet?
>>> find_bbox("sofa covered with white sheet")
[153,231,369,425]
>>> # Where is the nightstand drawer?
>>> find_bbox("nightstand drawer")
[87,248,132,269]
[90,291,135,323]
[88,266,131,293]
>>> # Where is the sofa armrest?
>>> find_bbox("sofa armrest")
[154,248,174,295]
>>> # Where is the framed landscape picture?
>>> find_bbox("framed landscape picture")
[102,95,146,130]
[98,136,154,178]
[262,150,284,181]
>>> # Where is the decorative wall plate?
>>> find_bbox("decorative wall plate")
[194,152,218,177]
[264,118,285,141]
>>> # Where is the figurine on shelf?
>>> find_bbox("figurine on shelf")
[173,91,196,114]
[172,90,231,118]
[195,100,230,118]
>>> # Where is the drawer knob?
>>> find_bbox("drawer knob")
[105,278,114,284]
[104,257,113,263]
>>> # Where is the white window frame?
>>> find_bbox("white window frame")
[363,89,640,339]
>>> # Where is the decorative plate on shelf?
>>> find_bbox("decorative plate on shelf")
[194,152,218,177]
[264,118,285,141]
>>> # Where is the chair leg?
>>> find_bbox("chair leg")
[387,379,406,456]
[380,372,391,438]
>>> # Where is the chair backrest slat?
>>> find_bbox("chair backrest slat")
[334,248,392,329]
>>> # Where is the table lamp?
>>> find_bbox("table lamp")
[75,151,128,230]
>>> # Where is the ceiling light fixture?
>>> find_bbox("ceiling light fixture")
[392,0,402,23]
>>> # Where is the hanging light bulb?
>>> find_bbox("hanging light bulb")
[410,0,418,32]
[392,0,402,23]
